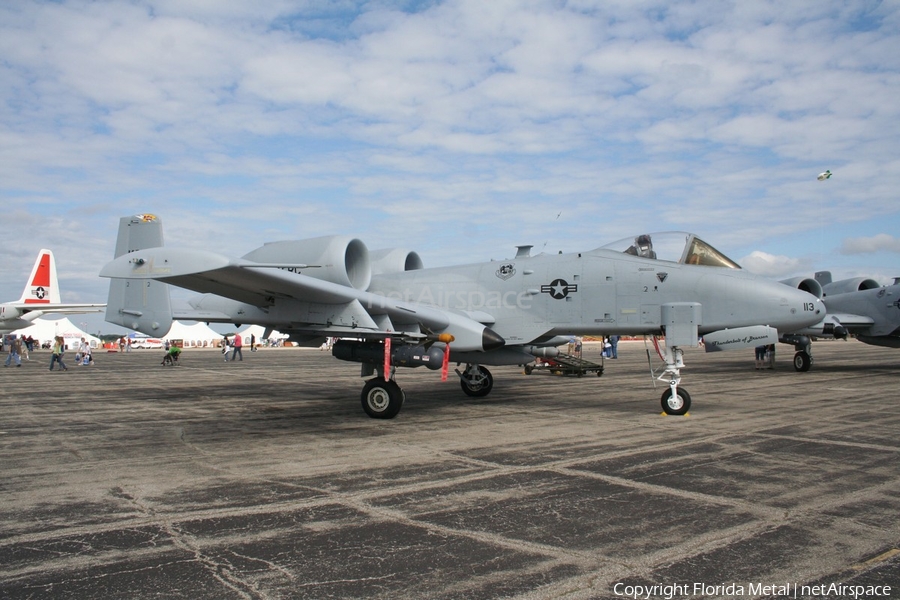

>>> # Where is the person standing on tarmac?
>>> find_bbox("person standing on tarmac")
[50,336,68,371]
[4,335,22,367]
[231,333,243,361]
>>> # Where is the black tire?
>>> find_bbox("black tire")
[361,378,404,419]
[524,365,533,375]
[460,366,494,397]
[661,387,691,416]
[793,351,811,372]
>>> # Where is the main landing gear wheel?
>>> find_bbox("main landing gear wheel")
[460,366,494,397]
[361,378,404,419]
[661,387,691,416]
[793,351,812,372]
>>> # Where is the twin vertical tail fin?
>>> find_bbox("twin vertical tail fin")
[105,214,174,336]
[18,249,62,305]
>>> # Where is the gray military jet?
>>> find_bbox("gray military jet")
[100,216,824,418]
[780,271,900,370]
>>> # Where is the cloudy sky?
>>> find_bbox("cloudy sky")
[2,0,899,334]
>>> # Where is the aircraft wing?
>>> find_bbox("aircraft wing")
[11,303,106,315]
[100,248,505,352]
[100,247,342,306]
[830,312,876,330]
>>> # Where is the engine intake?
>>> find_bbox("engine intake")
[369,248,424,276]
[779,277,823,299]
[822,277,881,296]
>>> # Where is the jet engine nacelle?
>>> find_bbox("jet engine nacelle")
[0,305,25,320]
[821,277,881,296]
[779,277,824,299]
[369,248,424,276]
[242,235,371,290]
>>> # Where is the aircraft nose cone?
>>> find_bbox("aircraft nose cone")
[789,292,824,329]
[482,327,506,351]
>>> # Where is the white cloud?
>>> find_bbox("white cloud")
[1,0,900,333]
[841,234,900,254]
[739,251,810,277]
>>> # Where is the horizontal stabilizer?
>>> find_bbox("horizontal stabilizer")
[102,247,364,307]
[100,248,232,280]
[704,325,778,352]
[23,304,105,315]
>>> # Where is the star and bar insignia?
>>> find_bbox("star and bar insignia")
[541,278,578,299]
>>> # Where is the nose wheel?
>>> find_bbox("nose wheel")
[654,342,690,415]
[457,364,494,397]
[661,386,691,416]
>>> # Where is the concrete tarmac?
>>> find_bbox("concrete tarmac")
[1,340,898,599]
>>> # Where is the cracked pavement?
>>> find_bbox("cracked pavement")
[1,340,899,599]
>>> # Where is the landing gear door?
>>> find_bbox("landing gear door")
[661,303,701,347]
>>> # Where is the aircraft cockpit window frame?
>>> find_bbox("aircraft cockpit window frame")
[681,236,741,269]
[601,232,741,269]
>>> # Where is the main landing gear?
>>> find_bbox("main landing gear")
[792,351,812,372]
[360,378,405,419]
[781,334,813,372]
[359,363,493,418]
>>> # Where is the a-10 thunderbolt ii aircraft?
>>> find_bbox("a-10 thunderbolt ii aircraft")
[778,271,900,370]
[100,215,824,418]
[0,249,105,333]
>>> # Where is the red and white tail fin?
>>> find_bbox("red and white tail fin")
[18,249,62,305]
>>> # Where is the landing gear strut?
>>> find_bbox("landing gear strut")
[658,344,691,415]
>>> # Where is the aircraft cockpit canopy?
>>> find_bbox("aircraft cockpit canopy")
[601,232,741,269]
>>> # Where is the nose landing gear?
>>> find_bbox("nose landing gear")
[456,364,494,397]
[654,340,692,416]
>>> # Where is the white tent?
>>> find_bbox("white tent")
[13,317,101,350]
[236,324,288,345]
[164,321,223,348]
